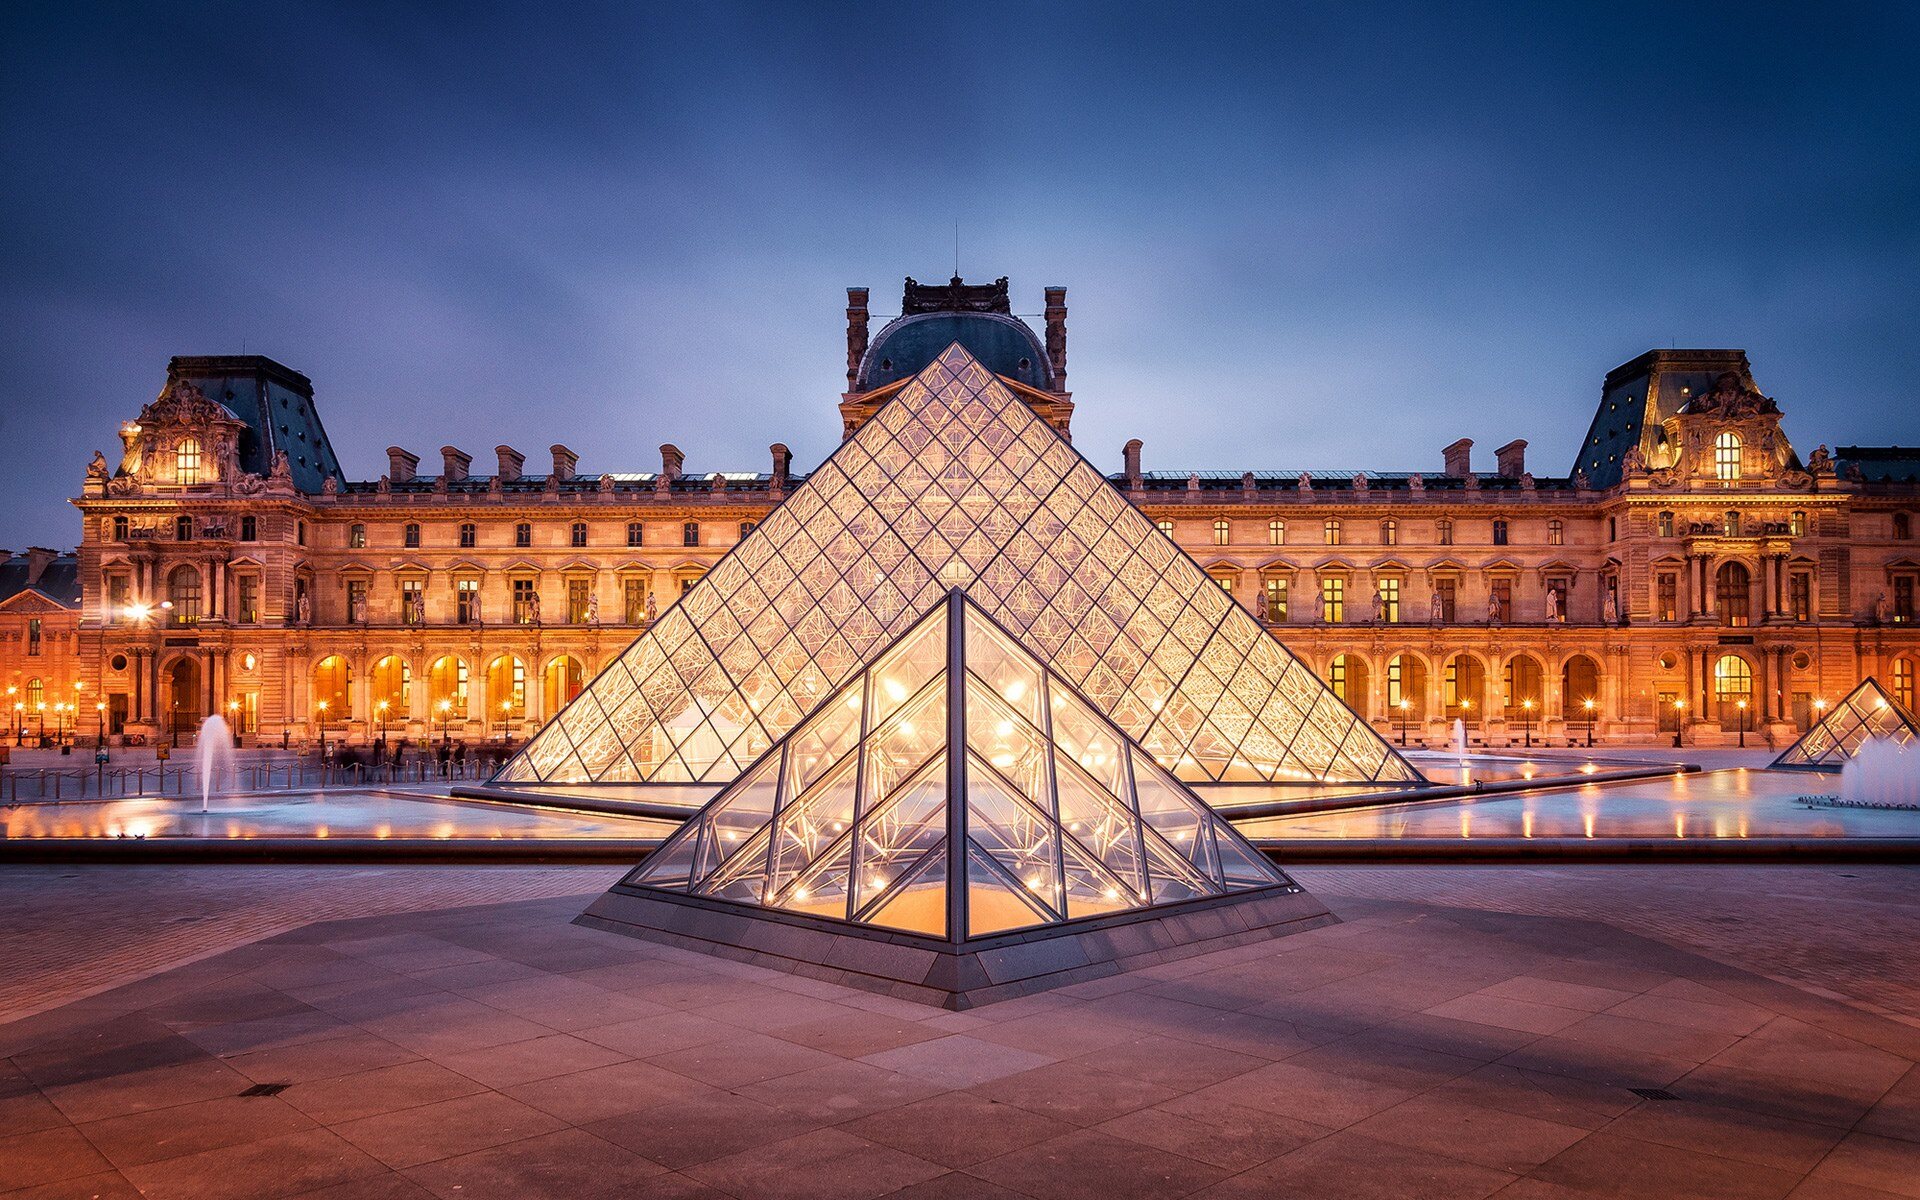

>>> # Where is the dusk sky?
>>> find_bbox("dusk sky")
[3,2,1916,550]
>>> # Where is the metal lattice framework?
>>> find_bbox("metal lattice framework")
[498,343,1419,787]
[1772,677,1920,769]
[628,592,1291,940]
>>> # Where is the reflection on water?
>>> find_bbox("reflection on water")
[1239,768,1907,841]
[1201,750,1677,812]
[1,789,677,841]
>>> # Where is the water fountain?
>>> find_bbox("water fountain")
[195,713,237,814]
[1837,738,1920,809]
[1451,718,1467,756]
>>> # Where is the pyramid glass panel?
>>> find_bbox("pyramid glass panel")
[613,591,1293,949]
[499,344,1417,789]
[1773,678,1920,769]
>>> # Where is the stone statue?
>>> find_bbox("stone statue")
[1371,588,1385,624]
[646,591,658,622]
[586,593,600,626]
[87,451,110,484]
[1572,469,1591,491]
[1297,472,1313,493]
[1428,591,1443,627]
[376,475,391,494]
[471,594,484,626]
[1603,588,1619,626]
[1186,472,1200,493]
[598,472,615,494]
[1487,590,1503,626]
[1874,591,1890,625]
[1545,588,1563,623]
[1622,445,1647,475]
[1519,472,1536,492]
[1808,444,1834,475]
[526,591,542,625]
[1407,473,1424,494]
[296,593,312,626]
[269,451,292,486]
[321,475,341,496]
[1255,591,1269,622]
[1352,473,1369,494]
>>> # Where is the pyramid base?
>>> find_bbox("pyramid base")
[574,883,1337,1010]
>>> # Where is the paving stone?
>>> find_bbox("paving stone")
[401,1128,666,1199]
[1095,1093,1323,1171]
[1191,1129,1515,1200]
[75,1093,318,1169]
[732,1058,948,1123]
[842,1091,1074,1169]
[1530,1130,1802,1200]
[584,1085,822,1169]
[1804,1132,1920,1198]
[499,1058,694,1124]
[279,1060,489,1126]
[859,1034,1056,1089]
[431,1033,630,1089]
[118,1129,390,1200]
[331,1092,567,1169]
[970,1127,1229,1200]
[1347,1091,1588,1172]
[683,1128,945,1200]
[0,1127,113,1192]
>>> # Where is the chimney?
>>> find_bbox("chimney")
[1044,287,1068,389]
[386,447,419,482]
[1442,438,1474,479]
[1494,439,1528,479]
[770,443,792,492]
[440,446,470,482]
[25,547,56,588]
[550,444,577,480]
[495,445,525,481]
[658,443,684,482]
[846,288,870,389]
[1122,438,1143,490]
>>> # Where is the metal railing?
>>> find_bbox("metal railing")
[0,757,498,803]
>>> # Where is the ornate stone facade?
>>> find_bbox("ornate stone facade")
[62,283,1920,750]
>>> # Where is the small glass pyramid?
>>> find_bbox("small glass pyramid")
[625,590,1292,941]
[1772,677,1920,769]
[497,343,1419,788]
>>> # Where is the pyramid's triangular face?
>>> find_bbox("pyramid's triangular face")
[500,343,1418,787]
[622,591,1292,942]
[1773,677,1920,769]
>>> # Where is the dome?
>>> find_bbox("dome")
[857,312,1053,392]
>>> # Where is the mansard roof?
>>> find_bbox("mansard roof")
[166,355,345,495]
[0,551,80,610]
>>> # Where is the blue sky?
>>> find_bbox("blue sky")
[2,1,1916,548]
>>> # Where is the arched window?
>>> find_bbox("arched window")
[428,655,469,714]
[1444,654,1484,721]
[570,521,588,548]
[1715,432,1742,480]
[1504,655,1543,710]
[1386,654,1426,720]
[1323,519,1341,546]
[1156,521,1174,537]
[486,655,527,718]
[167,565,201,626]
[1213,519,1230,546]
[543,656,584,713]
[174,438,201,485]
[1268,519,1285,545]
[683,522,700,547]
[1562,656,1601,718]
[1380,519,1397,546]
[1327,654,1371,715]
[1717,562,1751,627]
[26,678,44,710]
[1658,511,1674,537]
[1893,657,1915,711]
[370,655,410,718]
[1713,655,1753,727]
[403,522,421,548]
[312,656,351,720]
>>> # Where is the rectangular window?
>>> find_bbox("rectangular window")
[1435,578,1456,623]
[1490,579,1512,623]
[1324,520,1341,546]
[1658,573,1678,623]
[1268,520,1284,545]
[1156,520,1174,537]
[346,580,368,624]
[1790,572,1811,622]
[571,522,588,548]
[512,579,536,623]
[349,523,366,549]
[1790,510,1807,537]
[1380,520,1397,546]
[568,578,591,624]
[1209,573,1234,593]
[1321,578,1344,623]
[1897,577,1916,624]
[624,578,647,624]
[404,523,421,548]
[1378,578,1399,623]
[240,515,257,541]
[739,521,756,540]
[1436,519,1453,546]
[401,579,424,625]
[682,522,700,547]
[627,522,644,547]
[1492,519,1509,546]
[515,522,532,548]
[27,618,41,656]
[1263,577,1288,622]
[1658,511,1674,537]
[112,515,128,541]
[457,578,480,625]
[237,575,259,624]
[1657,691,1681,733]
[1213,519,1229,546]
[1549,520,1564,546]
[459,523,476,548]
[106,575,129,625]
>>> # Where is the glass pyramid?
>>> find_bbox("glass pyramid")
[498,342,1419,787]
[624,590,1293,941]
[1772,677,1920,769]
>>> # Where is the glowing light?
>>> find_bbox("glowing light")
[1004,681,1025,702]
[884,678,907,703]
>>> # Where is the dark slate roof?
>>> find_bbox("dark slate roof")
[341,471,807,497]
[1573,349,1752,490]
[1122,471,1576,493]
[0,553,81,609]
[857,315,1052,391]
[1837,447,1920,483]
[168,356,345,494]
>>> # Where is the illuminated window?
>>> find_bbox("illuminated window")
[167,565,201,626]
[312,656,351,716]
[512,579,537,624]
[1380,519,1397,546]
[459,522,477,548]
[1657,573,1678,622]
[1326,654,1349,701]
[683,522,700,547]
[1321,578,1344,623]
[237,575,259,624]
[1268,519,1285,545]
[1378,578,1399,623]
[1713,654,1753,720]
[401,579,424,625]
[1658,511,1674,537]
[1790,510,1806,537]
[568,578,591,624]
[623,578,647,623]
[1789,572,1810,621]
[1209,572,1234,594]
[26,678,44,710]
[627,522,644,547]
[1549,520,1563,546]
[571,521,588,548]
[26,618,40,656]
[428,655,468,711]
[1895,658,1915,711]
[1213,519,1230,546]
[403,522,421,548]
[1714,432,1742,480]
[514,522,532,547]
[349,523,365,548]
[1263,576,1288,621]
[456,578,480,625]
[1324,519,1341,546]
[487,655,527,715]
[1716,562,1751,627]
[1436,518,1453,546]
[174,438,201,485]
[371,655,411,714]
[1156,520,1174,537]
[1725,510,1740,537]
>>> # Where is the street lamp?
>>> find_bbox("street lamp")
[1672,699,1687,748]
[226,698,241,747]
[1521,698,1535,748]
[36,701,47,746]
[1396,699,1411,746]
[5,685,16,745]
[1582,697,1596,748]
[316,699,330,757]
[498,700,512,744]
[375,700,391,751]
[436,698,453,745]
[96,701,107,750]
[1736,698,1749,748]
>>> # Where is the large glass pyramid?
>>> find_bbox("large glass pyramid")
[1772,677,1920,769]
[499,343,1419,788]
[621,590,1293,942]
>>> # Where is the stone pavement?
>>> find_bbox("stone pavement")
[5,880,1920,1198]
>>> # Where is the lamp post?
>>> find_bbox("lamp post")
[95,701,107,749]
[1582,697,1596,748]
[1672,699,1687,748]
[51,702,67,751]
[1521,698,1535,748]
[36,701,47,747]
[375,700,391,753]
[1736,698,1748,748]
[316,700,330,758]
[226,698,241,747]
[6,685,16,745]
[498,700,512,745]
[1397,699,1411,746]
[436,698,453,746]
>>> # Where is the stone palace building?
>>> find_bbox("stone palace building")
[40,274,1920,750]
